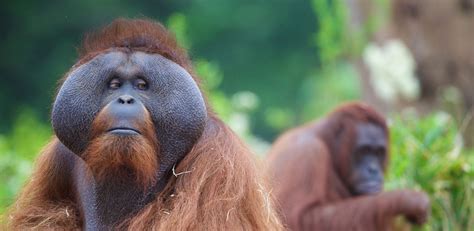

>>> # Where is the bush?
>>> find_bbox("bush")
[0,109,51,213]
[386,112,474,230]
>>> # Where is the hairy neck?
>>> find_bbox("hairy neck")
[94,170,147,226]
[73,162,165,230]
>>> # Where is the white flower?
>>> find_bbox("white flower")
[363,39,420,103]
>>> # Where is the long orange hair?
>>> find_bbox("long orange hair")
[6,18,283,230]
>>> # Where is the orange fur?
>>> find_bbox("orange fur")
[120,116,282,230]
[83,107,159,188]
[7,117,283,230]
[77,18,193,75]
[6,18,283,230]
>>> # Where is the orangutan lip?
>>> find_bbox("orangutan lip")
[358,182,382,194]
[107,127,141,135]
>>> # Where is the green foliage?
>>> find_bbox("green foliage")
[311,0,348,65]
[386,112,474,230]
[166,12,267,155]
[299,62,360,121]
[311,0,390,63]
[167,13,191,50]
[166,12,233,121]
[196,58,234,120]
[0,109,51,213]
[264,107,294,131]
[297,0,360,131]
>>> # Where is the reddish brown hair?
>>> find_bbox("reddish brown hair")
[121,117,282,230]
[78,18,192,71]
[6,18,283,230]
[83,107,159,188]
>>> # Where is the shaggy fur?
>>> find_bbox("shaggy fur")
[83,108,159,188]
[6,18,283,230]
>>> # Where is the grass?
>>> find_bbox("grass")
[386,111,474,230]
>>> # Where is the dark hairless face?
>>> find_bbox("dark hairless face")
[349,123,387,195]
[52,51,207,178]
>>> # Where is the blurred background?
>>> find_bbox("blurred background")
[0,0,473,230]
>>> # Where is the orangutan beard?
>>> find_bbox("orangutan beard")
[82,132,159,188]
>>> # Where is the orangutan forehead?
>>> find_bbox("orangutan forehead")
[74,50,191,78]
[355,123,387,147]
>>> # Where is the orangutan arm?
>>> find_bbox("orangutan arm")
[300,189,429,231]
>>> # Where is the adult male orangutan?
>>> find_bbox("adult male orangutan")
[267,102,430,231]
[7,18,282,230]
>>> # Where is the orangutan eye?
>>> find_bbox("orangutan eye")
[135,78,148,90]
[108,78,121,89]
[376,147,386,155]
